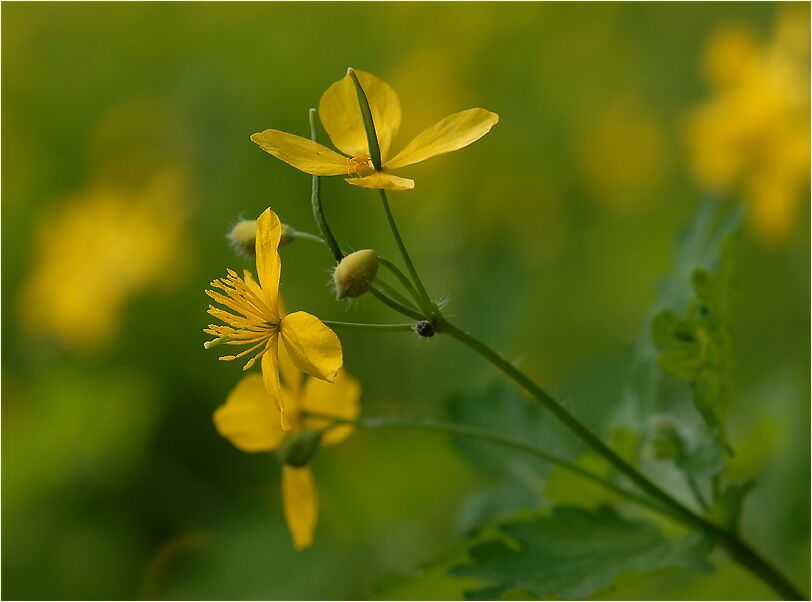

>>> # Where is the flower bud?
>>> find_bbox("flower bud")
[647,415,684,460]
[276,430,323,467]
[228,219,257,256]
[332,249,379,300]
[229,219,294,256]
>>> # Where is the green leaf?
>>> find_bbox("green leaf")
[451,506,713,600]
[653,255,735,453]
[456,483,539,538]
[374,540,484,601]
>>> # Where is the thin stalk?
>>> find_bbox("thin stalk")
[369,286,425,321]
[308,412,669,518]
[378,189,435,315]
[290,230,325,245]
[435,316,804,601]
[374,278,421,312]
[378,256,426,313]
[309,108,343,262]
[321,321,415,332]
[345,68,436,315]
[686,475,710,512]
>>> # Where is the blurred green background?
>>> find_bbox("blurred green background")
[2,2,809,600]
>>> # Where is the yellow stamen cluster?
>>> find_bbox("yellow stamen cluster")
[347,154,375,176]
[205,269,279,371]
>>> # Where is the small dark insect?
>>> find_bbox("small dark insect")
[415,320,435,338]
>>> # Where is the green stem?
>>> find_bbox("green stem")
[309,108,343,262]
[374,277,422,312]
[290,229,325,245]
[322,321,415,332]
[347,68,383,171]
[378,256,426,314]
[308,412,669,518]
[369,286,425,321]
[378,189,436,315]
[686,475,710,512]
[435,316,804,601]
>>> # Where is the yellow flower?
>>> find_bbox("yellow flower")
[19,168,191,352]
[213,350,361,549]
[250,69,499,191]
[685,9,810,245]
[205,208,342,428]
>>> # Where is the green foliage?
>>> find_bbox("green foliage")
[451,506,713,600]
[652,247,735,452]
[374,540,484,601]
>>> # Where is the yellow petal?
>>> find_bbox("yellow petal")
[250,129,350,176]
[261,335,292,430]
[278,337,302,398]
[213,374,286,452]
[282,465,318,550]
[345,172,414,191]
[280,311,342,382]
[386,108,499,169]
[301,370,361,446]
[255,208,282,312]
[276,296,302,397]
[319,69,401,161]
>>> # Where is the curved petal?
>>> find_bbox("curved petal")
[213,373,286,452]
[261,335,292,430]
[345,172,414,191]
[300,370,361,446]
[256,208,282,312]
[276,296,302,397]
[319,70,401,161]
[250,129,350,176]
[280,311,342,382]
[386,108,499,169]
[282,466,318,550]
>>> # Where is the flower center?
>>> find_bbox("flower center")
[348,154,375,177]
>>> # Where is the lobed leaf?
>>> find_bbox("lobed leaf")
[451,506,713,600]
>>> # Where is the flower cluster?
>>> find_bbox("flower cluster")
[206,68,498,549]
[685,9,810,244]
[205,208,346,546]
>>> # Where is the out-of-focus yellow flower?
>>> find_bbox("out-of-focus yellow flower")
[19,169,191,352]
[686,9,810,245]
[213,352,361,549]
[250,69,499,191]
[205,208,342,428]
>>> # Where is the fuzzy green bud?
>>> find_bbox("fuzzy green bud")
[276,430,323,467]
[229,219,294,256]
[332,249,379,300]
[647,416,684,460]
